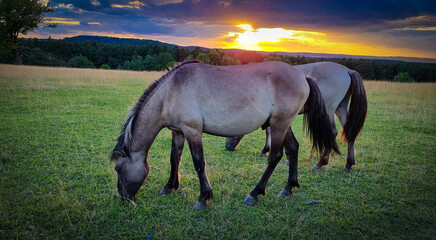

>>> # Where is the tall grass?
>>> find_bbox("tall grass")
[0,64,435,239]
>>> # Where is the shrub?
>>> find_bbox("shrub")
[69,55,95,68]
[393,72,414,82]
[99,64,110,69]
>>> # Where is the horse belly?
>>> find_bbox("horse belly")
[202,112,269,137]
[201,94,272,137]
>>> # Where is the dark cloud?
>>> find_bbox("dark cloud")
[48,0,436,31]
[133,0,436,31]
[390,29,436,37]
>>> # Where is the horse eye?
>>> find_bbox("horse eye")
[115,165,121,173]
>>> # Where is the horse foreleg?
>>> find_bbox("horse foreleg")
[244,125,286,206]
[159,131,185,195]
[184,128,213,210]
[279,128,300,197]
[259,127,271,156]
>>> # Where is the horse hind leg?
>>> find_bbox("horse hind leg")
[259,127,271,157]
[225,136,243,151]
[159,131,185,195]
[313,113,338,170]
[335,97,356,172]
[344,143,356,172]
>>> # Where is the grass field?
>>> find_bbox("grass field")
[0,64,435,239]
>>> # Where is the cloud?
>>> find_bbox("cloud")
[29,0,436,58]
[49,17,80,25]
[48,1,436,32]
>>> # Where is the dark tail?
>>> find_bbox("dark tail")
[303,77,340,155]
[341,71,367,145]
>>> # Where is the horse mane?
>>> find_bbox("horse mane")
[111,60,200,160]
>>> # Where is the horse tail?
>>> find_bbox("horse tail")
[340,71,367,145]
[303,76,340,155]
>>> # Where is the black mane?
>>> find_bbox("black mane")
[111,60,200,159]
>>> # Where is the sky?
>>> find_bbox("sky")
[26,0,436,58]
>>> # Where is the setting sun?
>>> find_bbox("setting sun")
[225,24,324,51]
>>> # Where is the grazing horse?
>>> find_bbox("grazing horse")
[111,61,339,210]
[225,62,367,171]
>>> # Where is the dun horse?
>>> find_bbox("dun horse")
[111,61,339,209]
[225,62,367,171]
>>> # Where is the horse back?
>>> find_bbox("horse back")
[162,61,309,136]
[297,62,351,114]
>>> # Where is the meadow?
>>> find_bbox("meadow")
[0,64,435,239]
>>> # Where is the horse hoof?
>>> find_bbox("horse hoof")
[243,195,257,206]
[259,152,268,157]
[193,201,207,210]
[343,166,352,172]
[225,146,235,151]
[312,164,321,170]
[158,186,173,195]
[278,190,291,197]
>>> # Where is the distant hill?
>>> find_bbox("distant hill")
[65,35,178,48]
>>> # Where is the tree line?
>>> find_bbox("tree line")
[1,37,435,82]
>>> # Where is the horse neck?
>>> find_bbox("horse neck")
[129,85,166,155]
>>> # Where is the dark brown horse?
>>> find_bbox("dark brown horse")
[111,61,339,209]
[225,62,367,171]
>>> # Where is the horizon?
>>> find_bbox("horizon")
[24,34,436,62]
[25,1,436,59]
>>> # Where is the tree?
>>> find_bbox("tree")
[207,50,221,65]
[156,52,176,70]
[99,64,111,69]
[196,53,211,64]
[143,55,156,71]
[0,0,56,64]
[69,55,95,68]
[220,55,240,65]
[393,72,414,82]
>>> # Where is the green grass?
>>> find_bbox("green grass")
[1,65,435,239]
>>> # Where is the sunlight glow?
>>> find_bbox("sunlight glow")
[225,24,325,51]
[221,24,424,57]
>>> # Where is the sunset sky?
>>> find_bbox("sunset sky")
[27,0,436,58]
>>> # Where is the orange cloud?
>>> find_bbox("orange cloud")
[48,17,80,25]
[112,1,145,9]
[111,4,135,9]
[129,1,146,7]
